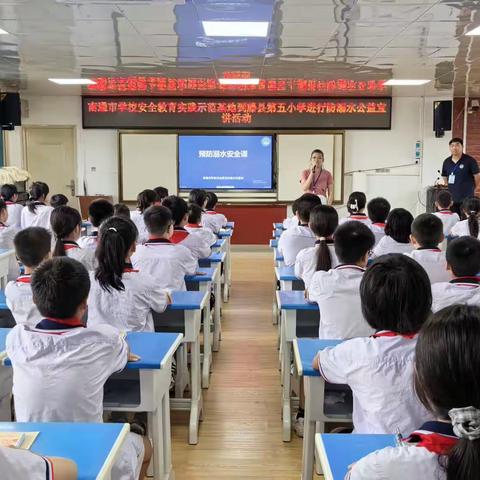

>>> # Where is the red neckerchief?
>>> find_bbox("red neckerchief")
[4,201,14,205]
[16,274,31,284]
[186,223,202,229]
[373,222,386,228]
[205,211,217,215]
[450,276,480,286]
[438,209,454,215]
[405,422,457,454]
[372,330,417,340]
[335,264,365,272]
[145,237,173,245]
[171,228,190,244]
[34,316,85,333]
[124,262,139,273]
[63,240,79,251]
[349,213,368,219]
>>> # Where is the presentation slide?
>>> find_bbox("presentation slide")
[178,135,273,190]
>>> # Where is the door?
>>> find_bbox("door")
[24,127,78,208]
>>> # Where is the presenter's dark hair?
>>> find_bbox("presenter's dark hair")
[189,189,208,208]
[205,192,219,210]
[462,197,480,238]
[309,205,338,272]
[347,191,367,215]
[446,237,480,277]
[162,196,188,226]
[188,204,203,225]
[136,189,159,214]
[27,181,49,213]
[449,137,464,146]
[0,184,17,202]
[310,149,324,158]
[385,208,413,244]
[411,213,443,247]
[88,199,114,227]
[14,227,51,267]
[334,221,374,264]
[436,190,453,210]
[367,197,390,223]
[51,206,82,257]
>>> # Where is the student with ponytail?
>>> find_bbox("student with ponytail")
[348,304,480,479]
[21,181,53,230]
[130,189,160,244]
[0,199,19,280]
[295,205,339,289]
[88,216,170,332]
[1,184,23,229]
[450,197,480,238]
[339,191,372,227]
[50,206,95,271]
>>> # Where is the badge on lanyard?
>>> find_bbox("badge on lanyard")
[448,173,455,184]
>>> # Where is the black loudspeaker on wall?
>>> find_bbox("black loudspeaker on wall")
[433,100,452,138]
[0,93,21,130]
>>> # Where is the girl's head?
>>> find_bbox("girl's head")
[137,189,159,214]
[205,192,218,211]
[0,184,18,202]
[189,189,208,209]
[50,206,82,257]
[50,194,69,209]
[0,199,8,225]
[384,208,414,243]
[28,181,49,213]
[95,216,138,292]
[360,254,431,334]
[188,204,203,225]
[347,191,367,215]
[462,197,480,238]
[309,205,338,272]
[415,305,480,480]
[309,149,324,169]
[153,186,169,203]
[162,196,188,227]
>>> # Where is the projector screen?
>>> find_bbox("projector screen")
[178,134,273,190]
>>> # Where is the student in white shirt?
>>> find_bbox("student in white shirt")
[313,254,432,435]
[407,213,450,284]
[0,199,19,280]
[132,205,197,291]
[450,197,480,238]
[5,227,51,326]
[185,203,217,246]
[283,198,300,230]
[434,189,460,237]
[431,236,480,312]
[295,205,338,290]
[277,195,321,266]
[6,257,152,480]
[188,188,212,229]
[0,184,23,229]
[367,197,390,245]
[203,192,228,232]
[21,181,54,230]
[348,304,480,480]
[50,193,68,208]
[308,221,375,339]
[373,208,414,256]
[88,216,170,331]
[153,185,169,204]
[51,206,96,271]
[339,191,372,227]
[130,189,160,244]
[77,199,114,250]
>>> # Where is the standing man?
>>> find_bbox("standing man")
[441,137,480,215]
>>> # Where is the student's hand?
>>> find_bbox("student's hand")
[312,352,320,371]
[128,352,141,362]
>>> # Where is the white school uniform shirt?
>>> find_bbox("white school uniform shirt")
[370,222,386,246]
[87,268,170,332]
[132,238,197,291]
[406,248,450,284]
[171,227,212,260]
[5,202,23,229]
[318,332,431,434]
[0,446,55,480]
[77,230,98,250]
[431,277,480,312]
[434,209,460,237]
[201,210,227,233]
[62,241,96,271]
[450,218,479,238]
[294,243,338,290]
[0,222,18,280]
[184,223,217,246]
[277,224,316,266]
[5,275,42,326]
[373,235,414,257]
[20,203,53,230]
[282,216,298,230]
[130,209,148,244]
[339,213,372,228]
[308,265,375,339]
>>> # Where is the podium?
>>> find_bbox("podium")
[426,185,447,213]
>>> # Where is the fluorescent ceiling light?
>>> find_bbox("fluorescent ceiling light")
[466,26,480,36]
[383,79,430,86]
[0,28,8,35]
[202,21,269,37]
[219,78,260,85]
[48,78,96,85]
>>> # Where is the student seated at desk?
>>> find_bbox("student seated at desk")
[433,189,459,237]
[339,192,372,228]
[5,227,51,326]
[185,203,217,246]
[162,196,212,259]
[282,197,300,230]
[1,184,23,229]
[6,257,152,480]
[407,213,450,284]
[0,199,19,280]
[373,208,414,256]
[21,182,54,230]
[348,304,480,480]
[51,206,96,271]
[367,197,390,245]
[132,206,197,291]
[431,237,480,313]
[77,199,114,250]
[114,203,131,219]
[313,254,432,435]
[450,197,480,238]
[277,194,321,266]
[50,193,69,208]
[130,189,160,244]
[88,216,171,331]
[295,205,338,289]
[308,221,375,339]
[204,192,227,232]
[0,445,77,480]
[188,188,212,229]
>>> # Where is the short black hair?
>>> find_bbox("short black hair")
[136,189,159,214]
[449,137,463,146]
[162,196,188,226]
[384,208,413,243]
[411,213,443,247]
[334,221,375,264]
[32,257,90,319]
[367,197,390,223]
[50,194,68,208]
[189,189,208,208]
[143,205,172,236]
[113,203,131,218]
[88,199,114,227]
[205,192,218,210]
[446,236,480,277]
[347,191,367,215]
[0,184,17,201]
[436,190,453,209]
[296,196,322,223]
[153,186,169,201]
[0,199,6,214]
[188,204,203,224]
[14,227,51,268]
[361,254,431,334]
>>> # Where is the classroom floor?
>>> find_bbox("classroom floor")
[170,249,306,479]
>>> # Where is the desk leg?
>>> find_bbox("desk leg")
[282,327,291,442]
[301,376,315,480]
[223,237,231,302]
[202,302,211,389]
[189,312,203,445]
[213,271,222,352]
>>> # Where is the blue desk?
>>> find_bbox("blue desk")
[273,222,285,230]
[225,221,235,229]
[274,248,285,266]
[214,232,232,300]
[211,238,226,251]
[269,239,278,248]
[273,228,283,239]
[0,421,129,480]
[316,434,395,480]
[198,252,226,268]
[0,290,7,310]
[217,229,232,238]
[275,266,304,291]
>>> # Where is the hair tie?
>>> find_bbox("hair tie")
[108,227,118,233]
[449,407,480,441]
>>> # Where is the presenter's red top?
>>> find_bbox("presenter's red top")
[300,168,333,196]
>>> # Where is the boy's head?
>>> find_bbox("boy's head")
[88,199,114,228]
[113,203,131,219]
[188,204,203,225]
[347,191,367,215]
[384,208,413,244]
[32,257,90,320]
[446,237,480,277]
[162,196,189,227]
[143,205,173,238]
[189,189,208,208]
[435,190,453,210]
[411,213,444,248]
[205,192,218,211]
[296,195,322,224]
[153,186,169,202]
[360,254,432,334]
[50,194,69,209]
[0,184,18,202]
[367,197,390,223]
[334,221,375,265]
[14,227,51,268]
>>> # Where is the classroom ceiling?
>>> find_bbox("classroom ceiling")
[0,0,480,97]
